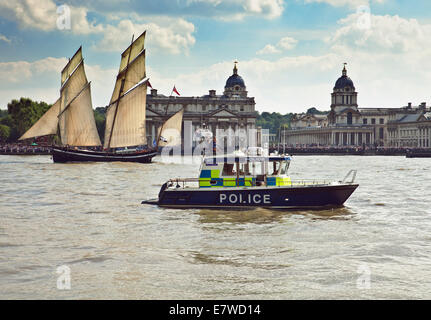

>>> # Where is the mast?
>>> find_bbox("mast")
[58,48,101,147]
[103,31,148,150]
[106,34,134,150]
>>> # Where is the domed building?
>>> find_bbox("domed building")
[328,64,361,125]
[144,61,257,151]
[224,61,248,98]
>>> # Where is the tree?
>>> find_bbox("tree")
[0,124,10,142]
[94,107,106,144]
[256,111,293,134]
[6,98,51,141]
[306,107,328,115]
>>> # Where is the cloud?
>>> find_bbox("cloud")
[327,13,431,53]
[0,34,11,43]
[0,57,116,109]
[257,36,298,55]
[0,57,67,83]
[95,17,196,55]
[0,0,103,34]
[256,44,281,55]
[303,0,385,8]
[90,0,285,21]
[242,0,284,19]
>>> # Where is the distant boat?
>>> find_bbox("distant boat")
[406,149,431,158]
[19,31,183,163]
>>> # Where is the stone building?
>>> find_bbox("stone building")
[283,64,429,147]
[145,62,256,147]
[386,106,431,147]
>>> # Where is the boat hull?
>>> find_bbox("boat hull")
[149,183,359,209]
[52,148,157,163]
[406,151,431,158]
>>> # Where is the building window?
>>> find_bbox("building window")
[202,105,206,111]
[379,127,384,139]
[371,118,376,124]
[347,112,353,125]
[363,118,367,124]
[379,118,384,124]
[240,106,244,112]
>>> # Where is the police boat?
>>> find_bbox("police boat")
[142,151,358,209]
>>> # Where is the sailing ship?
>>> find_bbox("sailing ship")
[19,31,183,163]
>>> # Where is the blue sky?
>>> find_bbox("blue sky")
[1,0,431,113]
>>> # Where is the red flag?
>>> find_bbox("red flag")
[147,80,153,89]
[172,85,180,96]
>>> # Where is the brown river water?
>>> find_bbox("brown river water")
[1,154,431,299]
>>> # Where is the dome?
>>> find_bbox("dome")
[225,61,245,89]
[334,75,354,90]
[334,64,355,90]
[225,74,245,88]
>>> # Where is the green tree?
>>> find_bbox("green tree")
[6,98,51,141]
[0,124,10,142]
[256,111,293,134]
[94,107,106,144]
[306,107,327,115]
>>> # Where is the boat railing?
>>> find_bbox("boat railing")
[166,177,337,189]
[167,178,200,189]
[288,179,332,186]
[340,169,357,184]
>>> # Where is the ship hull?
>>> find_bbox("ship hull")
[52,147,157,163]
[146,183,358,209]
[406,151,431,158]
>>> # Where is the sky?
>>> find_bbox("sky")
[1,0,431,114]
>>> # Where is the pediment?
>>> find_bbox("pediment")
[209,108,238,118]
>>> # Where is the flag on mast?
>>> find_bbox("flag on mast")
[172,85,180,96]
[147,80,153,89]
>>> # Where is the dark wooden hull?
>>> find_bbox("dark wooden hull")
[144,183,359,209]
[52,147,157,163]
[406,151,431,158]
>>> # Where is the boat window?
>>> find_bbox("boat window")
[251,161,268,175]
[222,163,236,176]
[280,161,290,175]
[271,161,280,175]
[239,162,251,175]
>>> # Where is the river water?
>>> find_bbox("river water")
[1,154,431,299]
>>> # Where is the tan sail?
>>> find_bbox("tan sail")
[18,98,60,140]
[59,83,102,146]
[104,82,147,148]
[61,47,82,86]
[109,50,146,105]
[58,52,101,146]
[119,31,146,73]
[104,31,149,149]
[157,108,184,147]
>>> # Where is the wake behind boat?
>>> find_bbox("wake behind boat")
[19,31,183,163]
[142,149,359,209]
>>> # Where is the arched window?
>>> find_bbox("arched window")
[347,112,353,125]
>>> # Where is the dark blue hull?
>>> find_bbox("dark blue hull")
[52,148,157,163]
[148,184,358,209]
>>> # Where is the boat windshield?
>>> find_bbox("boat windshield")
[280,160,290,175]
[269,160,290,175]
